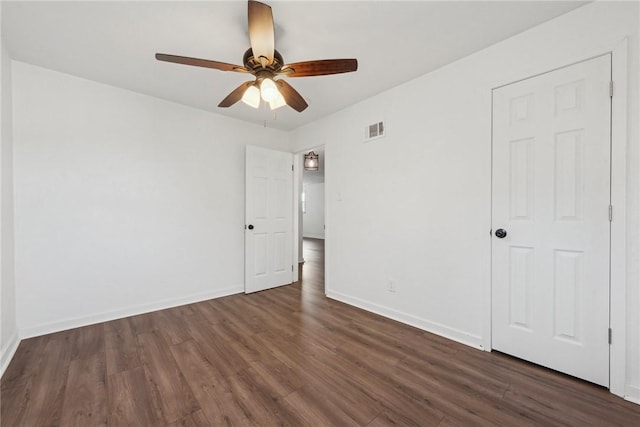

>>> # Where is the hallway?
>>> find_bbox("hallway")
[300,237,324,292]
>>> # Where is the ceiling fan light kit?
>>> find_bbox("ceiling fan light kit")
[260,77,278,102]
[241,84,261,108]
[269,91,287,110]
[155,0,358,113]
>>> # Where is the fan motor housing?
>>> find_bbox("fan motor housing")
[243,48,284,74]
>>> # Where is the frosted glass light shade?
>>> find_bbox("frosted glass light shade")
[260,78,279,102]
[269,92,287,110]
[242,85,260,108]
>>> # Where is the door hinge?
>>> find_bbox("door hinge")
[609,205,613,222]
[608,328,612,344]
[292,164,294,171]
[609,81,613,98]
[291,265,294,271]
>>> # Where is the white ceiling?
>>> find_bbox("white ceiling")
[1,1,586,131]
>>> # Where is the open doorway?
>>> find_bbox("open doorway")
[299,147,325,293]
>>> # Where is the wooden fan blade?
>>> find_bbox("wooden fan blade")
[248,0,275,66]
[218,82,253,108]
[276,80,308,112]
[279,59,358,77]
[156,53,248,73]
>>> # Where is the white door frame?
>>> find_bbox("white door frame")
[292,152,301,283]
[486,39,628,398]
[292,145,327,292]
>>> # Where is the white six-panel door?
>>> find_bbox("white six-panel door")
[491,55,611,386]
[245,146,293,293]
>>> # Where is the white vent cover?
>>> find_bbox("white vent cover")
[364,121,385,141]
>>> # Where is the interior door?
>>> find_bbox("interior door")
[491,55,611,387]
[245,145,293,293]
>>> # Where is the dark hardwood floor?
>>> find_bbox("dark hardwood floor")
[2,238,639,426]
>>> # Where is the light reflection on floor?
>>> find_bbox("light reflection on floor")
[298,238,325,312]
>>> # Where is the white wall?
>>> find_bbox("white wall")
[12,62,291,337]
[0,12,19,376]
[303,182,324,239]
[291,1,639,401]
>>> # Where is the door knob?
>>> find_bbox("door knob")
[495,228,507,238]
[248,224,254,230]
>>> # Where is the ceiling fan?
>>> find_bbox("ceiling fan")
[155,0,358,113]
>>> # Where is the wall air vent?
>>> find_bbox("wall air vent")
[364,121,385,142]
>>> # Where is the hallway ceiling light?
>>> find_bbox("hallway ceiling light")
[304,151,319,171]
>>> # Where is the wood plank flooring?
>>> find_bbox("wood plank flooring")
[2,238,639,426]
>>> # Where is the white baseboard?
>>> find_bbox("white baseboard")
[20,285,244,339]
[625,385,640,405]
[326,290,483,350]
[1,330,20,378]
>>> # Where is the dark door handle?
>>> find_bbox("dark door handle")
[247,224,254,230]
[495,228,507,238]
